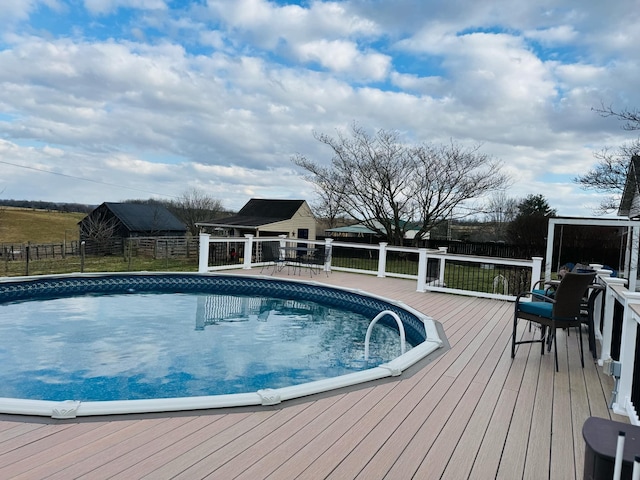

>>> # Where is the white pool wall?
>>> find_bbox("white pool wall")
[0,272,446,418]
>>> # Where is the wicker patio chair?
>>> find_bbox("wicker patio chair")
[511,271,596,371]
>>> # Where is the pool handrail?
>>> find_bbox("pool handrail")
[365,310,406,360]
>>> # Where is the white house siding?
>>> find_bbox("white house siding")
[257,202,317,240]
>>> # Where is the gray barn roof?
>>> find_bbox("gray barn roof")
[102,202,187,232]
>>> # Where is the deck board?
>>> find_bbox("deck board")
[0,270,627,479]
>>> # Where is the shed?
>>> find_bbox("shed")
[79,202,187,241]
[197,199,317,240]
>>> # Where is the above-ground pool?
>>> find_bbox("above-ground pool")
[0,272,447,418]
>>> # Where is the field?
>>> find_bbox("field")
[0,208,201,277]
[0,207,86,243]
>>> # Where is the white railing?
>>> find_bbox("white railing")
[198,234,640,423]
[598,273,640,424]
[198,233,542,300]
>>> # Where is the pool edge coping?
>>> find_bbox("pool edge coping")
[0,271,448,418]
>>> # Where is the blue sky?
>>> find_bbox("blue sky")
[1,0,639,217]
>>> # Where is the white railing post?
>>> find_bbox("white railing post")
[198,233,210,273]
[544,221,555,283]
[599,277,628,366]
[612,291,640,417]
[439,259,446,287]
[378,242,388,278]
[630,224,640,292]
[530,256,543,291]
[417,248,428,292]
[324,238,333,273]
[243,234,254,269]
[438,247,447,287]
[278,235,287,261]
[592,270,611,342]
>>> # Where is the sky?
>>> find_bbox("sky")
[1,0,639,218]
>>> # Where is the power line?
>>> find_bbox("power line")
[0,159,180,199]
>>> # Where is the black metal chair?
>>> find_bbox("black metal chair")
[259,244,287,275]
[511,271,597,371]
[307,247,330,277]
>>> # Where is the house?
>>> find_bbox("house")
[197,199,317,241]
[618,155,640,219]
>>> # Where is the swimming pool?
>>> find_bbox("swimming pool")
[0,272,447,418]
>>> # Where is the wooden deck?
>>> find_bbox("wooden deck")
[0,270,627,479]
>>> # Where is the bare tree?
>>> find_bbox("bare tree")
[574,142,640,213]
[594,104,640,131]
[293,124,509,245]
[170,188,225,236]
[295,125,414,245]
[79,209,119,254]
[409,141,509,243]
[292,160,348,229]
[80,212,118,240]
[575,105,640,213]
[483,192,518,239]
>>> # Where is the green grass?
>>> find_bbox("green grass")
[331,255,529,294]
[332,257,418,275]
[2,255,199,277]
[0,208,85,243]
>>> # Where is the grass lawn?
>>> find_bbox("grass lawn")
[0,208,85,243]
[332,256,528,294]
[2,256,198,277]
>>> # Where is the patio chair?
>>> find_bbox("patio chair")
[511,271,596,371]
[259,244,287,275]
[308,247,330,277]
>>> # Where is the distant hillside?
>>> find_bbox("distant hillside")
[0,208,86,244]
[0,199,93,213]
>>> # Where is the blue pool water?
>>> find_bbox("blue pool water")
[0,273,443,417]
[0,291,413,402]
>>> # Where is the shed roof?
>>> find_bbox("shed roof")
[199,199,308,228]
[101,202,187,232]
[237,199,306,220]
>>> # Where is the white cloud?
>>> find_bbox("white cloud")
[525,25,578,45]
[0,0,63,26]
[293,39,391,80]
[208,0,379,41]
[0,0,639,216]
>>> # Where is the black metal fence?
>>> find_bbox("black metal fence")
[442,259,532,297]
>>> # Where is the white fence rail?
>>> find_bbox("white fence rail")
[198,233,542,301]
[598,274,640,424]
